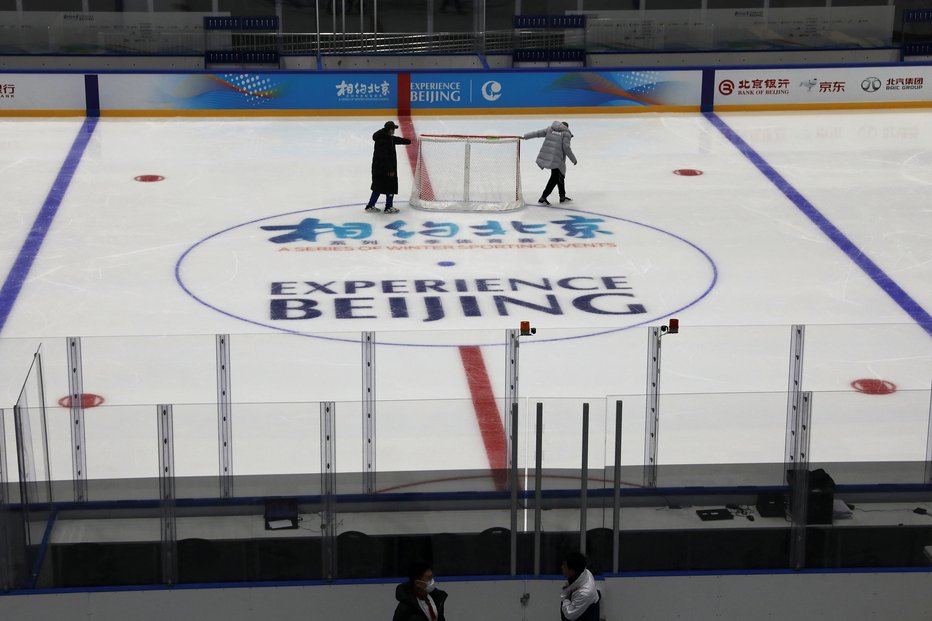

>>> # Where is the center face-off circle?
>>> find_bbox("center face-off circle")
[176,204,717,346]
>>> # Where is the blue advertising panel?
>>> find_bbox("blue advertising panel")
[409,70,703,110]
[98,73,397,112]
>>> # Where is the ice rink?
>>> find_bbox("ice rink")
[1,110,930,490]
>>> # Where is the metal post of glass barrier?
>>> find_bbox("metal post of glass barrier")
[788,392,812,571]
[509,401,518,576]
[320,401,337,581]
[34,348,51,505]
[362,332,377,494]
[580,402,589,555]
[157,404,178,586]
[925,380,932,485]
[331,0,336,49]
[427,0,434,37]
[612,400,622,574]
[784,324,806,484]
[0,407,12,592]
[315,0,322,61]
[643,327,662,488]
[505,329,520,472]
[67,337,87,502]
[13,390,37,562]
[644,321,679,489]
[216,334,233,499]
[534,402,543,575]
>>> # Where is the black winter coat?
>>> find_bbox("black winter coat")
[371,127,412,195]
[392,582,448,621]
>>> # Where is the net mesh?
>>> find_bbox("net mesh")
[411,135,524,212]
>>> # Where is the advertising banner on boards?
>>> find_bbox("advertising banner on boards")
[715,66,932,109]
[408,70,703,111]
[97,73,398,113]
[0,74,86,113]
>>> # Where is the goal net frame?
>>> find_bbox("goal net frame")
[410,134,525,212]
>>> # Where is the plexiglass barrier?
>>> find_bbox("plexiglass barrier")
[0,324,928,589]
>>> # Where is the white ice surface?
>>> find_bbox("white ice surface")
[0,112,929,486]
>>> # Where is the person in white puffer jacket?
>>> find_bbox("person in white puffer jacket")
[522,120,578,205]
[559,551,601,621]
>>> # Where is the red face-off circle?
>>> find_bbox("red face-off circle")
[57,393,106,408]
[673,169,703,176]
[135,175,165,182]
[851,379,896,395]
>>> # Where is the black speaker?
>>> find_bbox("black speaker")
[787,468,835,525]
[755,492,786,518]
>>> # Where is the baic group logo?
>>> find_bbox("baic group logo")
[175,204,717,346]
[861,77,882,93]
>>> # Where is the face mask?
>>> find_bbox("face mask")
[418,579,436,593]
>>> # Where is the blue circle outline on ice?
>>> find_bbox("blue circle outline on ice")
[481,80,503,102]
[175,203,719,347]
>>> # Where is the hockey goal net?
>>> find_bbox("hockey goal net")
[410,134,524,212]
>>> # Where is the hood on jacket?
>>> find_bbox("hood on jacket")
[550,120,572,136]
[374,127,393,140]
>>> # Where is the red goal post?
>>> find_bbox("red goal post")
[410,134,525,212]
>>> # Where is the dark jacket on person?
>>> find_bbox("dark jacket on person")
[392,582,448,621]
[371,127,411,195]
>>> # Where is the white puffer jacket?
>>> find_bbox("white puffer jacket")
[560,568,599,621]
[523,121,577,175]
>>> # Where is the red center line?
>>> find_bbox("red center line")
[458,345,509,491]
[398,109,509,492]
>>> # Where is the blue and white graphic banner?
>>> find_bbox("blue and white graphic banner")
[409,70,702,110]
[98,73,397,111]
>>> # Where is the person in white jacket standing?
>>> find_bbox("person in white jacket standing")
[523,121,577,205]
[559,552,601,621]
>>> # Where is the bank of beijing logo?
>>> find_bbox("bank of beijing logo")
[175,204,717,345]
[481,80,503,101]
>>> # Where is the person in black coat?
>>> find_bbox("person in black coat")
[393,561,448,621]
[366,120,412,214]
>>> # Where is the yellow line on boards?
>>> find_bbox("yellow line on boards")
[0,110,86,117]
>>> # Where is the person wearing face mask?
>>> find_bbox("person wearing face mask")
[393,560,449,621]
[559,552,600,621]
